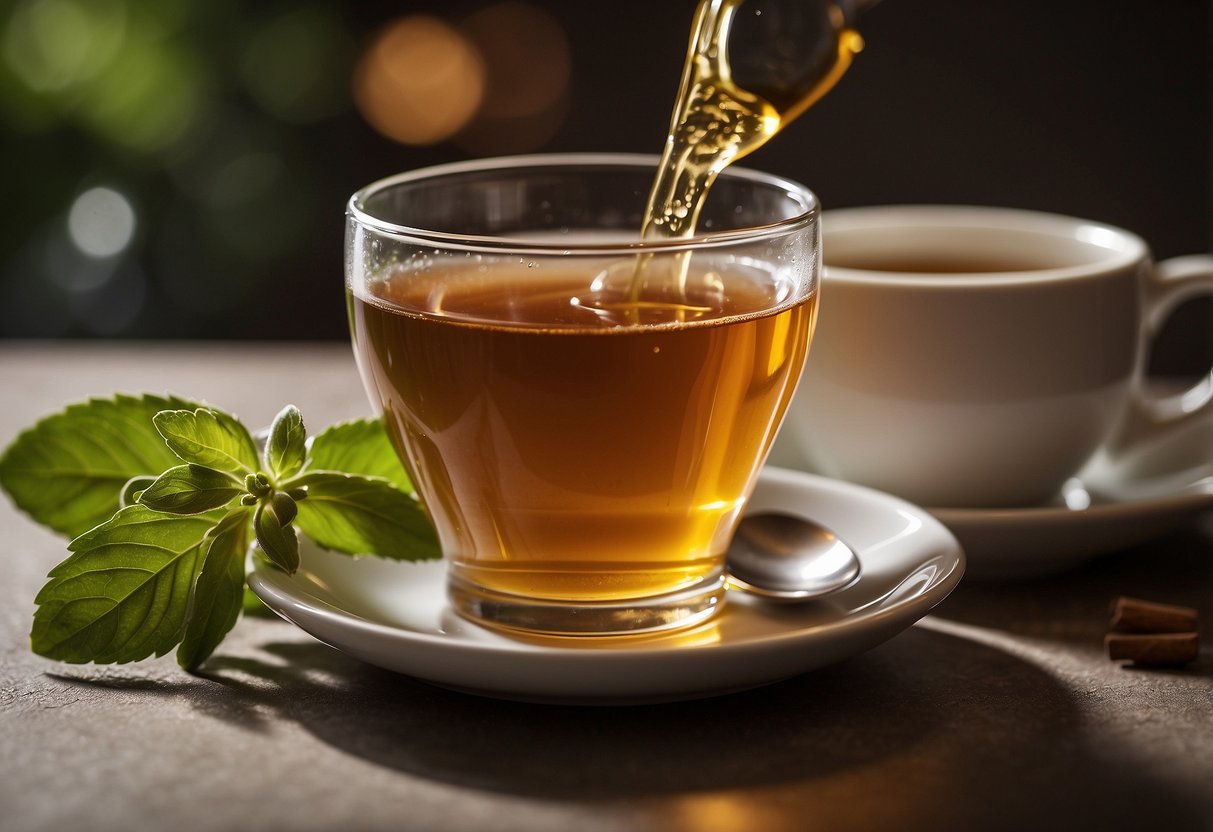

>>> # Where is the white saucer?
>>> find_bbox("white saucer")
[931,415,1213,579]
[932,483,1213,579]
[248,467,964,704]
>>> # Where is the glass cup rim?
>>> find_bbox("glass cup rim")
[346,152,819,255]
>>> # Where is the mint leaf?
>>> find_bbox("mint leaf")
[306,419,413,494]
[254,496,299,573]
[266,405,307,479]
[32,507,221,663]
[268,491,297,525]
[292,471,440,560]
[13,397,443,671]
[177,508,250,670]
[153,408,259,476]
[0,394,202,538]
[120,475,157,508]
[138,464,242,515]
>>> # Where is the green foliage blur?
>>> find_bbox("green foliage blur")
[1,0,1208,357]
[0,0,362,338]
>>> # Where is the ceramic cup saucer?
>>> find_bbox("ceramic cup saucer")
[931,415,1213,579]
[249,467,964,705]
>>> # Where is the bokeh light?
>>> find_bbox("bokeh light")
[456,1,570,154]
[204,151,285,209]
[77,36,207,152]
[0,1,577,338]
[0,0,205,151]
[70,263,146,336]
[1,0,126,95]
[67,186,136,258]
[241,6,353,124]
[353,15,485,146]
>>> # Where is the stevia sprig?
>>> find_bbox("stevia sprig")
[0,397,440,670]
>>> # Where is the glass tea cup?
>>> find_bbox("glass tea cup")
[346,154,819,637]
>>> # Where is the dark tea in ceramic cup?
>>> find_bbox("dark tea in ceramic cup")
[769,205,1213,508]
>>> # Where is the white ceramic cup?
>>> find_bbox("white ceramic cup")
[768,205,1213,508]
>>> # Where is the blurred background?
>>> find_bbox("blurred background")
[0,0,1209,371]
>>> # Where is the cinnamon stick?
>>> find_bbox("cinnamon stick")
[1105,632,1199,666]
[1110,596,1199,634]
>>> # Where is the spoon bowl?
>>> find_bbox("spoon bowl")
[726,512,861,601]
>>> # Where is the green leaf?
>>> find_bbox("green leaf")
[268,491,297,525]
[153,408,259,476]
[177,508,251,670]
[303,418,413,494]
[266,405,307,479]
[31,506,222,664]
[254,497,299,573]
[0,394,203,538]
[120,475,157,508]
[293,472,440,560]
[138,464,242,515]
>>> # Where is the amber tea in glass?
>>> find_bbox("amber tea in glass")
[346,156,819,636]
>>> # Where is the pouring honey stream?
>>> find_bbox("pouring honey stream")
[619,0,865,319]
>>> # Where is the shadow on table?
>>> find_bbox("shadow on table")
[934,525,1213,654]
[179,622,1205,829]
[45,665,282,735]
[41,523,1212,826]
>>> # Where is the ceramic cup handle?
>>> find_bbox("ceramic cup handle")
[1114,254,1213,450]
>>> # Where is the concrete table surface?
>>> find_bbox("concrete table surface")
[1,342,1210,832]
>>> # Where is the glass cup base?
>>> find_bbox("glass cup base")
[447,568,727,637]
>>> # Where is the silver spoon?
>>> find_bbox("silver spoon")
[726,512,861,601]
